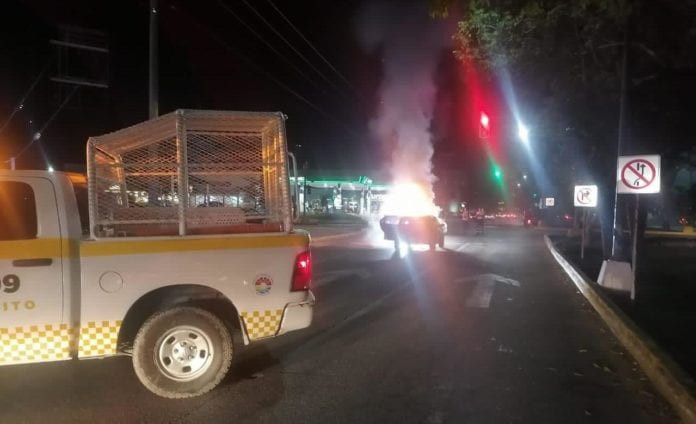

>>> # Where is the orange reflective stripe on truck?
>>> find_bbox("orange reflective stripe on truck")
[0,233,308,260]
[80,233,309,257]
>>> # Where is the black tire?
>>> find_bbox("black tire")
[132,306,233,398]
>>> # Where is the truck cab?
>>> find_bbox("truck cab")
[0,171,82,364]
[0,110,314,398]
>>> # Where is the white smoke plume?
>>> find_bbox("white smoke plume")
[357,1,451,216]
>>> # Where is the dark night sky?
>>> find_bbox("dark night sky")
[0,0,386,171]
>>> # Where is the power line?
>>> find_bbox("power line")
[0,56,54,136]
[239,0,347,97]
[266,0,355,91]
[169,4,362,139]
[5,85,80,162]
[216,0,323,93]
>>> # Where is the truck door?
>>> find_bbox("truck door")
[0,177,66,365]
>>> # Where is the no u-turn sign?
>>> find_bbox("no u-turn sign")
[616,155,661,194]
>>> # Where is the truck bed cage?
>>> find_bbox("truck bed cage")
[87,110,292,238]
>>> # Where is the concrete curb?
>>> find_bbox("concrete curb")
[544,235,696,424]
[646,230,696,239]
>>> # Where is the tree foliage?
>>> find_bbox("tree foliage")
[436,0,696,252]
[443,0,696,160]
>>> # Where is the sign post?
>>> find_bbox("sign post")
[600,155,661,300]
[574,185,598,260]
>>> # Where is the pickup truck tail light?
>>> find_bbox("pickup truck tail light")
[291,251,312,291]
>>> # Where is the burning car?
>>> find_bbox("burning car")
[379,215,447,251]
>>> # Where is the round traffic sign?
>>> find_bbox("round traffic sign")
[620,159,656,191]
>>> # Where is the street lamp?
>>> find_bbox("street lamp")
[517,123,529,144]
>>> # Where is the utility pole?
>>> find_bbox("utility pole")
[149,0,159,119]
[611,27,630,258]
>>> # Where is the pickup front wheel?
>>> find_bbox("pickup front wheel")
[132,306,233,398]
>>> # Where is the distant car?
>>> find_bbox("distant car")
[523,210,539,227]
[379,215,447,251]
[197,201,224,207]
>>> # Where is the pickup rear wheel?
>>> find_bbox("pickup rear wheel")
[132,306,232,398]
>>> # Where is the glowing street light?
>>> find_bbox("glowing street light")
[518,122,529,144]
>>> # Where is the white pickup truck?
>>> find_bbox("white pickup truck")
[0,110,314,398]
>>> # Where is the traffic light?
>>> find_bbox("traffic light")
[491,164,503,181]
[479,111,490,139]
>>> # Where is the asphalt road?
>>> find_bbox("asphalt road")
[0,225,677,423]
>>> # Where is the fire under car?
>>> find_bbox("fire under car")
[379,215,447,251]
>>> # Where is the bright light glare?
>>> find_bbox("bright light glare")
[382,182,439,217]
[47,165,54,172]
[480,112,490,128]
[518,123,530,144]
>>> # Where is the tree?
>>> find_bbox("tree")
[436,0,696,257]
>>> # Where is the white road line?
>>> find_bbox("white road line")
[456,243,469,252]
[464,279,495,308]
[312,269,371,287]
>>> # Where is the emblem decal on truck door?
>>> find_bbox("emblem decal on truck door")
[254,275,273,295]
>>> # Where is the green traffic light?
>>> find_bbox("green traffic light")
[492,165,503,180]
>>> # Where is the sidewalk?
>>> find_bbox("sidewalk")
[551,234,696,382]
[295,213,369,241]
[295,212,368,226]
[296,224,365,240]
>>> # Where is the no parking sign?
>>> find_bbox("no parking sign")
[616,155,661,194]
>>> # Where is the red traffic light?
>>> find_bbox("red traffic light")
[479,111,490,139]
[480,112,490,129]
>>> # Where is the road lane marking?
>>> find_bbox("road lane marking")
[464,279,495,308]
[455,243,469,252]
[313,269,371,287]
[454,274,521,308]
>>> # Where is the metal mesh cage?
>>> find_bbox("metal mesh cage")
[86,110,292,238]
